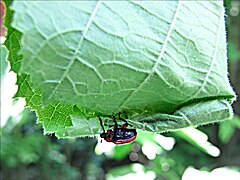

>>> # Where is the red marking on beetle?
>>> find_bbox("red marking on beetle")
[113,135,137,144]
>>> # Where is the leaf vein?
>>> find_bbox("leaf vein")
[186,7,224,99]
[47,1,102,101]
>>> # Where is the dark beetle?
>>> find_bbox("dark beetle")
[98,113,137,144]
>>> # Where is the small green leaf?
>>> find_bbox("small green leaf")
[219,115,240,143]
[1,45,8,76]
[231,116,240,128]
[175,127,220,157]
[7,1,236,137]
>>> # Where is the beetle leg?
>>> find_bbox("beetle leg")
[98,116,105,133]
[118,113,129,138]
[118,112,129,129]
[112,114,118,127]
[112,114,118,138]
[118,112,127,123]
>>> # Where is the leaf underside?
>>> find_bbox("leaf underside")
[7,1,235,137]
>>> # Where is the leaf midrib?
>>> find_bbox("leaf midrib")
[115,1,182,112]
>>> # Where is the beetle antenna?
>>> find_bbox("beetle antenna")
[98,116,105,132]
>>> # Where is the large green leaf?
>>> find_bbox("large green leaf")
[9,1,236,137]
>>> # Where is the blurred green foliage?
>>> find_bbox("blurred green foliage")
[1,109,81,179]
[228,42,240,63]
[218,116,240,143]
[0,45,8,76]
